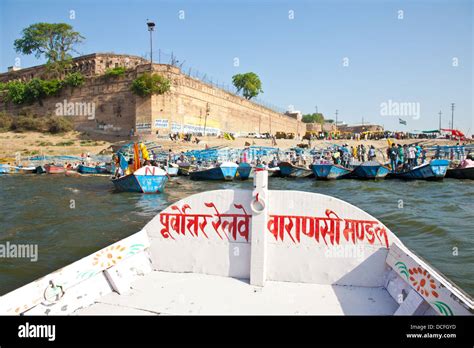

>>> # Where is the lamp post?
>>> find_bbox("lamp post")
[438,111,442,131]
[450,103,455,130]
[204,103,210,136]
[146,20,155,66]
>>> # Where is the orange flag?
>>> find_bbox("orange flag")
[133,143,141,171]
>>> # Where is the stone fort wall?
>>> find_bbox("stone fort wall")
[0,53,302,138]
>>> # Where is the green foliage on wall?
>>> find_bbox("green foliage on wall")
[63,72,85,87]
[131,73,171,97]
[105,66,126,77]
[0,72,85,105]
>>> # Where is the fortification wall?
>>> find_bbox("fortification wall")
[0,72,138,136]
[0,53,302,138]
[149,65,302,136]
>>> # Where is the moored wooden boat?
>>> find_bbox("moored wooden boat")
[1,170,472,316]
[77,164,100,174]
[0,165,37,174]
[190,161,238,181]
[351,161,390,179]
[278,161,313,178]
[165,164,179,177]
[0,164,9,174]
[236,162,252,180]
[112,165,168,193]
[446,166,474,180]
[44,164,66,174]
[388,159,449,180]
[177,162,192,176]
[310,162,352,180]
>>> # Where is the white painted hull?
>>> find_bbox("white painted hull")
[0,171,471,316]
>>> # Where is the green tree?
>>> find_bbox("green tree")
[131,73,171,97]
[302,113,325,124]
[232,72,263,100]
[14,23,84,63]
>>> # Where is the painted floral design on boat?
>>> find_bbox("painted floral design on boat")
[408,266,439,298]
[92,244,127,268]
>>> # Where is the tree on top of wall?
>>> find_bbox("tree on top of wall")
[14,23,85,78]
[232,72,263,100]
[302,113,325,124]
[14,23,84,63]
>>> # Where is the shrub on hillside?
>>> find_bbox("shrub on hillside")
[11,114,47,132]
[47,116,74,133]
[24,78,46,103]
[0,113,13,131]
[4,81,27,104]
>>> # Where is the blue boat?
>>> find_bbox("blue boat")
[310,162,352,180]
[190,162,238,181]
[278,162,312,178]
[112,166,168,193]
[351,161,390,179]
[389,159,449,180]
[77,164,99,174]
[236,162,252,180]
[77,164,109,174]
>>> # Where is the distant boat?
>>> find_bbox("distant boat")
[236,162,252,180]
[1,165,38,174]
[112,166,168,193]
[0,164,11,174]
[44,164,66,174]
[446,166,474,180]
[310,162,352,180]
[388,159,449,180]
[351,161,390,179]
[190,162,238,181]
[278,161,313,178]
[16,166,37,174]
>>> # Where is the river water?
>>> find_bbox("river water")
[0,174,473,297]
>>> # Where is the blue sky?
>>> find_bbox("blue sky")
[1,0,472,133]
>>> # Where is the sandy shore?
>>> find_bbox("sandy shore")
[0,131,464,161]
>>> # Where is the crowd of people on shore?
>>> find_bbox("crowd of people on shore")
[308,144,378,168]
[387,143,427,173]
